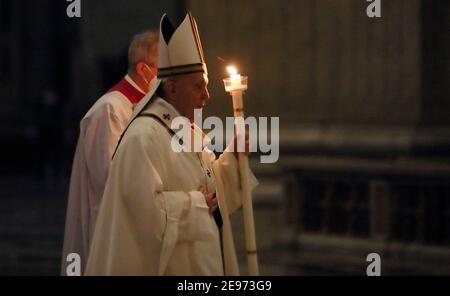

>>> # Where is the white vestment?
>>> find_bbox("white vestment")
[85,97,258,275]
[61,76,145,275]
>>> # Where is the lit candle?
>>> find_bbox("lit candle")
[226,66,242,89]
[222,65,258,276]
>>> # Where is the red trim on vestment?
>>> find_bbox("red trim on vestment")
[107,78,145,104]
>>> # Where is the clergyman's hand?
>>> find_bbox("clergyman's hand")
[198,186,218,215]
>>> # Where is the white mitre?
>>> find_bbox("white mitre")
[158,12,208,78]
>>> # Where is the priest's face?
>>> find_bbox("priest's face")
[171,73,210,122]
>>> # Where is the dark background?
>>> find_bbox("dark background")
[0,0,449,275]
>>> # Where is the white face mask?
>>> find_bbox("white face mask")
[147,76,159,94]
[143,64,157,93]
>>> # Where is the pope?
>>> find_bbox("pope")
[85,12,258,276]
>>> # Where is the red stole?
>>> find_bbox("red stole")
[107,78,145,104]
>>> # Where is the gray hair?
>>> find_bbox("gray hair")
[127,30,159,74]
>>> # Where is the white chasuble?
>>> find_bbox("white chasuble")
[85,97,258,275]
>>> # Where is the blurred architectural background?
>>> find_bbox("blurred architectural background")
[0,0,449,275]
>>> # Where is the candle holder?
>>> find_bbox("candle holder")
[223,76,248,92]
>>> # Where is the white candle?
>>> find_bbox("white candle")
[223,65,259,276]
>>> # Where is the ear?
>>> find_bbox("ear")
[135,62,145,77]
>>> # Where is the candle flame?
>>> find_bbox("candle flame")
[226,66,238,76]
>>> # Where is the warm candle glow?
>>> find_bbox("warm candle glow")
[223,65,247,92]
[226,66,238,76]
[227,66,241,88]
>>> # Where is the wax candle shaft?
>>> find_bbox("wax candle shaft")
[231,90,259,276]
